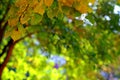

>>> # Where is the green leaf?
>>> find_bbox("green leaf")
[29,13,42,25]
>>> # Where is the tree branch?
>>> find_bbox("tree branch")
[0,39,15,78]
[0,31,38,79]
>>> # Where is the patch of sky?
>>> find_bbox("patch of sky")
[114,5,120,14]
[33,39,40,46]
[75,13,93,26]
[38,49,49,56]
[68,19,72,23]
[26,47,34,56]
[48,55,66,68]
[104,15,111,21]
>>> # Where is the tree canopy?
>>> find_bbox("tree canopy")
[0,0,120,80]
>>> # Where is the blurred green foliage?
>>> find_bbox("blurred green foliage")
[1,0,120,80]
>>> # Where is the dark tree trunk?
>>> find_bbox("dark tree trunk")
[0,39,15,79]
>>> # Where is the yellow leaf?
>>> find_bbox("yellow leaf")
[58,0,74,7]
[8,18,18,27]
[29,0,38,8]
[18,24,26,34]
[89,0,95,4]
[34,0,45,15]
[20,13,30,24]
[15,0,28,7]
[44,0,54,7]
[75,4,89,13]
[74,0,93,13]
[11,30,21,41]
[4,31,12,39]
[117,0,120,4]
[15,0,28,15]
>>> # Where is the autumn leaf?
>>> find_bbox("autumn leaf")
[20,12,31,24]
[34,0,45,15]
[117,0,120,4]
[58,0,74,7]
[29,0,38,8]
[15,0,28,7]
[89,0,95,4]
[15,0,28,14]
[8,18,18,27]
[10,24,26,41]
[74,0,92,13]
[44,0,54,7]
[4,30,12,39]
[11,30,21,41]
[74,4,89,13]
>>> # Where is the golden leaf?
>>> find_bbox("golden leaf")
[34,0,45,15]
[4,31,12,39]
[20,13,30,24]
[15,0,28,7]
[29,0,37,8]
[8,24,25,41]
[117,0,120,4]
[74,0,93,13]
[15,0,28,13]
[18,24,26,34]
[75,4,88,13]
[11,30,21,41]
[89,0,95,4]
[58,0,74,7]
[8,18,18,27]
[44,0,54,7]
